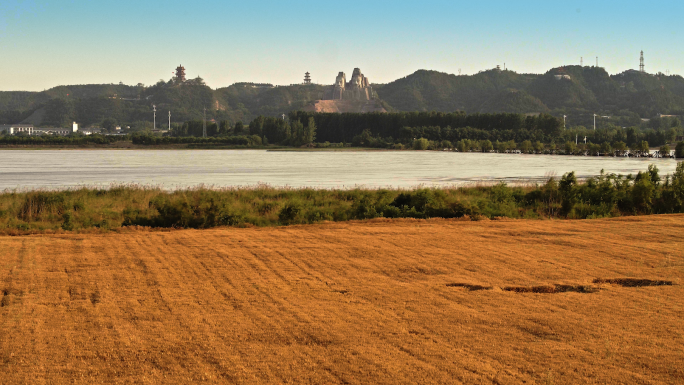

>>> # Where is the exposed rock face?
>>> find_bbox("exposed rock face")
[303,68,386,113]
[324,68,374,101]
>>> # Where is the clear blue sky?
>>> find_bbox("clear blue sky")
[1,0,682,91]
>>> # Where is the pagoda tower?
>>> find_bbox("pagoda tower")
[304,72,311,84]
[175,65,186,82]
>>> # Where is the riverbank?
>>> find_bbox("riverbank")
[1,161,682,232]
[0,142,384,151]
[0,141,269,150]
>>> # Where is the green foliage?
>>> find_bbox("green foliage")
[4,67,684,134]
[676,142,684,158]
[288,111,563,145]
[376,67,684,121]
[130,133,262,147]
[1,163,683,232]
[412,138,429,150]
[0,134,129,146]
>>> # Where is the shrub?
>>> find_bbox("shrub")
[412,138,429,150]
[278,203,302,225]
[61,211,74,231]
[19,192,67,221]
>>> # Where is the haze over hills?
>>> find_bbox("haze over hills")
[1,65,683,130]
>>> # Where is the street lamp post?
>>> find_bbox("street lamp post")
[153,105,156,129]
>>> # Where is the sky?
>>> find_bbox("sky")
[0,0,682,91]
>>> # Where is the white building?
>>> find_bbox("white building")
[0,124,34,135]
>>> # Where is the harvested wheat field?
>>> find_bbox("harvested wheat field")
[1,216,684,384]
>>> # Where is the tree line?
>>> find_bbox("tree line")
[287,111,563,143]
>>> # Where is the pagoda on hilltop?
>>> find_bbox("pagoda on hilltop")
[175,65,186,82]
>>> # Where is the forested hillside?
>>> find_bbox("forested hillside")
[2,66,684,130]
[0,80,327,129]
[377,67,684,127]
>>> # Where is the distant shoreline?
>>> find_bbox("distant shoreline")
[0,142,680,157]
[0,142,391,151]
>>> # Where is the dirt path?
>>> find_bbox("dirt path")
[1,216,683,384]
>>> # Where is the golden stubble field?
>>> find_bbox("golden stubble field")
[1,216,683,384]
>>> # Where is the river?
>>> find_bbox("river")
[0,149,679,190]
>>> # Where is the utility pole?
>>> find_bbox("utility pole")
[168,111,171,130]
[563,115,567,130]
[153,105,156,129]
[203,107,207,138]
[581,57,583,66]
[575,134,578,145]
[596,57,598,67]
[593,114,597,131]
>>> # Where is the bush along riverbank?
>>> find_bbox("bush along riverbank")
[0,163,683,232]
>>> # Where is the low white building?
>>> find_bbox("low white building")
[0,124,34,135]
[30,122,80,136]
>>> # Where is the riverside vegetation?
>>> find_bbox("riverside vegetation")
[3,111,684,157]
[1,163,683,232]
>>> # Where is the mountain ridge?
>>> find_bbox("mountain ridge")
[1,66,683,129]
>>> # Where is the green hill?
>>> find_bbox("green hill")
[2,66,684,129]
[376,69,537,112]
[478,89,549,113]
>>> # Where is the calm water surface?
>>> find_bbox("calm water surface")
[0,150,678,190]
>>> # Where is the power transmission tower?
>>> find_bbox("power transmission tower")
[640,51,645,73]
[203,107,207,138]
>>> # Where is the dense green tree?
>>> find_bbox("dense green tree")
[219,120,231,135]
[413,138,429,150]
[676,142,684,158]
[480,140,493,152]
[304,117,317,145]
[632,172,655,213]
[234,121,244,135]
[249,116,264,137]
[564,141,577,154]
[660,144,671,157]
[559,171,578,216]
[600,142,612,156]
[533,141,544,153]
[456,140,467,152]
[520,140,532,154]
[290,120,305,146]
